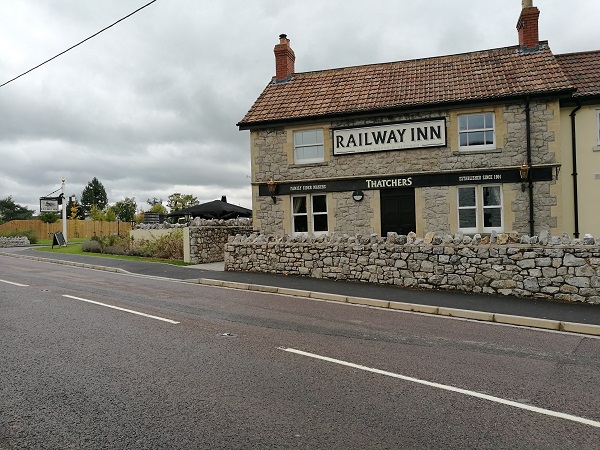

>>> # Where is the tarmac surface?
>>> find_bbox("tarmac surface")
[2,247,599,334]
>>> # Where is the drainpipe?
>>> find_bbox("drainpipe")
[525,97,535,236]
[570,103,582,238]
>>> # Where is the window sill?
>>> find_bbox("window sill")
[593,146,600,152]
[453,148,502,156]
[291,161,328,168]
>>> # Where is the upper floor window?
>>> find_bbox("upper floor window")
[458,112,495,151]
[294,129,324,164]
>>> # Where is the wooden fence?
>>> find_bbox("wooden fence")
[0,220,134,240]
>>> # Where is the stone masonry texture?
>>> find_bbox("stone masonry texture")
[225,232,600,305]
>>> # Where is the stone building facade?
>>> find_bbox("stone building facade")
[239,1,599,240]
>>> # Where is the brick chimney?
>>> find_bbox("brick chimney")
[274,34,295,81]
[516,0,540,49]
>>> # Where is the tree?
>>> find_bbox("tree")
[39,212,60,223]
[149,203,168,215]
[113,197,137,222]
[167,193,198,212]
[0,196,34,223]
[67,198,83,220]
[80,177,108,217]
[88,204,106,221]
[147,197,163,207]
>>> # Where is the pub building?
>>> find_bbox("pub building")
[238,0,600,239]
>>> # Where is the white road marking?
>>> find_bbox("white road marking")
[0,279,29,287]
[280,347,600,429]
[62,294,180,324]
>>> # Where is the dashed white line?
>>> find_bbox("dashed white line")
[0,279,29,287]
[279,347,600,429]
[62,294,180,324]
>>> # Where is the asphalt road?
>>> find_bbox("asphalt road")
[1,257,599,449]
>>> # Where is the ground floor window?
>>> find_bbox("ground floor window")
[292,194,328,235]
[458,185,503,233]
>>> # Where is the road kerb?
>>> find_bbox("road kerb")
[493,313,561,330]
[389,302,439,314]
[199,278,224,287]
[221,281,250,290]
[277,287,311,297]
[438,307,495,322]
[248,284,279,293]
[560,321,600,336]
[347,296,390,308]
[309,292,348,302]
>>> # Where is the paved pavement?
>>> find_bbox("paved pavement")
[2,247,599,334]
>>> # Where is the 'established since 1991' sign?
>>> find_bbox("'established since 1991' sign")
[333,119,446,155]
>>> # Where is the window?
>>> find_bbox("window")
[458,185,503,233]
[292,194,328,235]
[294,129,324,164]
[458,112,495,151]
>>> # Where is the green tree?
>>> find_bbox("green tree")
[149,203,168,215]
[147,197,163,207]
[80,177,108,217]
[39,212,60,223]
[0,196,34,223]
[167,193,198,212]
[88,205,106,221]
[113,197,137,222]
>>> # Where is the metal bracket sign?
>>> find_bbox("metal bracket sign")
[39,196,62,213]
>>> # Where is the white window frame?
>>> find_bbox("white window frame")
[457,185,503,234]
[458,112,496,151]
[291,194,328,236]
[457,186,478,234]
[294,129,324,164]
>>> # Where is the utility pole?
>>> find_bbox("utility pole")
[62,178,68,244]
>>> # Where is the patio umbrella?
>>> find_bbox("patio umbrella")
[167,197,252,220]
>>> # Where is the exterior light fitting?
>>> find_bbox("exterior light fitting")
[267,178,277,203]
[519,162,530,192]
[352,190,364,202]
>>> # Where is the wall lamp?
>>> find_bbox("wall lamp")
[519,162,530,192]
[267,178,277,203]
[352,190,364,202]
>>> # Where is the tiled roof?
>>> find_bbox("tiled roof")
[238,42,574,128]
[556,50,600,97]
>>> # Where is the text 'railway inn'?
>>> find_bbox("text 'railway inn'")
[238,0,600,239]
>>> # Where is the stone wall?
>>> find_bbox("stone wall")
[224,231,600,305]
[185,218,253,264]
[0,236,30,247]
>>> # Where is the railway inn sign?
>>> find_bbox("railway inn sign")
[333,118,446,155]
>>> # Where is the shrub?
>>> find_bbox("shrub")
[0,229,38,244]
[104,245,127,255]
[82,240,102,253]
[148,229,184,260]
[82,230,183,260]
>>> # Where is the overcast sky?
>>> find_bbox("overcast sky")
[1,0,598,214]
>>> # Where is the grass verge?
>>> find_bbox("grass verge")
[33,244,191,266]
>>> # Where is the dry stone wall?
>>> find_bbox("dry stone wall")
[186,218,253,264]
[0,236,30,247]
[224,231,600,305]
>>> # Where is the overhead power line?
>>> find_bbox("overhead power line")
[0,0,158,88]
